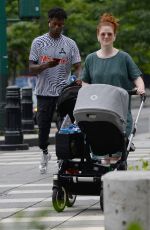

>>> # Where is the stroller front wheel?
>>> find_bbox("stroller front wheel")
[52,187,67,212]
[66,193,77,207]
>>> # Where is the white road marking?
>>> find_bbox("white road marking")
[1,215,104,223]
[8,190,52,194]
[0,196,99,203]
[0,183,52,187]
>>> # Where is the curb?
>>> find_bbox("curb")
[0,127,57,148]
[23,135,56,147]
[0,135,56,149]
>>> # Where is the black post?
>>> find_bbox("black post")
[0,0,8,131]
[21,87,34,133]
[0,86,29,150]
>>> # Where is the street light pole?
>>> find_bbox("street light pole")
[0,0,8,131]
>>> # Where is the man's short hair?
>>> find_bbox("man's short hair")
[48,7,67,20]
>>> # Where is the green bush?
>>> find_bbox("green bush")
[128,159,150,171]
[127,222,143,230]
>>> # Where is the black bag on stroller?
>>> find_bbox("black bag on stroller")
[57,83,81,123]
[56,83,84,160]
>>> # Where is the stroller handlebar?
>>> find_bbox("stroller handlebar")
[127,89,146,102]
[127,89,137,95]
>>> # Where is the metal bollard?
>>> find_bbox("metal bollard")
[0,86,28,150]
[21,87,34,133]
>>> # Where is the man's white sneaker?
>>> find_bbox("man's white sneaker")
[39,150,51,174]
[47,152,51,161]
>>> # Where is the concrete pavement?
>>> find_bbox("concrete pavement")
[0,129,149,230]
[0,105,150,230]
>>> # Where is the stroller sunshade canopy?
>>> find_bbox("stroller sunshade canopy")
[74,84,129,132]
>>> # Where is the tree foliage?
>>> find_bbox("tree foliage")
[104,0,150,74]
[6,0,150,79]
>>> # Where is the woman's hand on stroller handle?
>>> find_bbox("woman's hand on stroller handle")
[128,88,146,102]
[127,88,137,95]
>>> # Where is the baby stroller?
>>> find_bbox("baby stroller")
[52,84,145,212]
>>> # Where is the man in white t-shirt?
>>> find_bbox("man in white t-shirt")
[29,7,81,174]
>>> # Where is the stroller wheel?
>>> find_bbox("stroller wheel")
[100,190,104,211]
[66,193,77,207]
[52,187,67,212]
[117,161,127,170]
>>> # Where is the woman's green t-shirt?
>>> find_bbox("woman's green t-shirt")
[81,50,142,136]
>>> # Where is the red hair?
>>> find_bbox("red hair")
[97,13,119,34]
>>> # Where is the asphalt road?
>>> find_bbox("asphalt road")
[0,105,150,230]
[0,142,150,229]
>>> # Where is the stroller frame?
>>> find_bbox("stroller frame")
[52,84,145,212]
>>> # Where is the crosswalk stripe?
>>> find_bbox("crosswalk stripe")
[129,153,150,156]
[0,157,41,160]
[8,190,52,194]
[0,183,52,187]
[0,198,51,203]
[0,156,55,161]
[0,158,149,165]
[0,162,40,165]
[1,215,104,223]
[0,207,50,212]
[0,154,150,161]
[128,157,150,161]
[0,197,99,203]
[0,151,55,156]
[0,161,56,165]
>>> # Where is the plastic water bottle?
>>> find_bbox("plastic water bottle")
[59,123,81,134]
[59,128,70,134]
[67,75,77,85]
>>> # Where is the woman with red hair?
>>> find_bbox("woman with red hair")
[81,13,145,162]
[82,13,145,137]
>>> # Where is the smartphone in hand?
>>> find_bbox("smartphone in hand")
[53,58,62,62]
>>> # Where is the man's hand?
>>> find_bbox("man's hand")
[29,58,60,75]
[75,79,82,85]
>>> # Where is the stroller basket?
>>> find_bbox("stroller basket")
[56,131,84,159]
